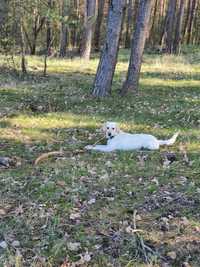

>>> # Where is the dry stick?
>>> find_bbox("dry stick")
[34,150,64,165]
[91,136,105,146]
[132,210,165,263]
[34,136,106,165]
[133,210,137,230]
[34,136,105,165]
[34,147,86,165]
[132,210,148,262]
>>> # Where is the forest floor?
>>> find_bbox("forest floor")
[1,48,200,267]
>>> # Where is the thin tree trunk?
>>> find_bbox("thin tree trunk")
[20,19,27,74]
[92,0,126,97]
[119,1,128,47]
[186,0,197,44]
[59,0,68,57]
[149,0,158,46]
[80,0,97,60]
[31,13,38,55]
[30,39,36,55]
[0,0,8,25]
[160,0,165,17]
[159,0,167,46]
[192,2,200,45]
[173,0,185,54]
[93,0,105,51]
[73,0,81,48]
[44,36,55,76]
[28,14,45,55]
[46,0,52,55]
[163,0,177,53]
[125,0,133,48]
[121,0,154,95]
[183,0,191,39]
[59,26,68,57]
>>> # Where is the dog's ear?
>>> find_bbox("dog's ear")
[115,124,121,134]
[101,123,107,133]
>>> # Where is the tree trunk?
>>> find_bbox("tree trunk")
[186,0,197,44]
[73,0,81,48]
[173,0,185,54]
[46,0,52,55]
[93,0,105,51]
[149,0,158,46]
[59,26,68,57]
[183,0,191,39]
[158,0,166,46]
[162,0,177,53]
[28,13,45,55]
[125,0,133,48]
[30,40,36,55]
[192,2,200,45]
[121,0,154,95]
[20,19,27,74]
[92,0,126,97]
[30,14,38,55]
[0,0,8,25]
[119,1,128,47]
[80,0,97,60]
[59,0,68,57]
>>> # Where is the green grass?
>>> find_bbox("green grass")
[1,49,200,266]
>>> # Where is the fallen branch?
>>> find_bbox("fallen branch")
[34,149,85,165]
[34,150,64,165]
[131,210,165,263]
[92,136,105,146]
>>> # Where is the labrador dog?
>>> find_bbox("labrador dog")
[85,121,179,152]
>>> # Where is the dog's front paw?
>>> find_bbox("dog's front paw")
[84,145,94,150]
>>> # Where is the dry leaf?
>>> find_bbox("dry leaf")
[67,242,81,251]
[70,212,81,220]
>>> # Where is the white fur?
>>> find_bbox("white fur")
[85,122,179,152]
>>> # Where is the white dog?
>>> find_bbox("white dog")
[85,122,179,152]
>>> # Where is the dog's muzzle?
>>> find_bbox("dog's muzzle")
[107,134,114,139]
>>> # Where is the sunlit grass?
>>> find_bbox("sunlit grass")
[6,113,98,129]
[141,78,200,88]
[1,49,200,266]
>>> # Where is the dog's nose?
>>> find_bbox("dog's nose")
[108,132,111,136]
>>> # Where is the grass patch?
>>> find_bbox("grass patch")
[1,49,200,266]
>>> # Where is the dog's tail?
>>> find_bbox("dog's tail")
[158,131,180,146]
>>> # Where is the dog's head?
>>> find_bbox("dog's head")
[102,121,121,139]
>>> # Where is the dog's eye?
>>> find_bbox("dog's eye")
[112,128,115,130]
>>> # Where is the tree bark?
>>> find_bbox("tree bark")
[46,0,52,55]
[158,0,166,45]
[149,0,158,46]
[80,0,97,60]
[93,0,105,51]
[0,0,8,25]
[72,0,81,48]
[59,0,68,57]
[173,0,185,54]
[192,2,200,44]
[121,0,154,95]
[92,0,126,97]
[20,19,27,74]
[186,0,197,44]
[119,1,128,47]
[183,0,191,39]
[162,0,177,53]
[27,14,45,55]
[125,0,133,48]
